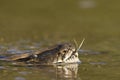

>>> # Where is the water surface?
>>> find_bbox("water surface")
[0,0,120,80]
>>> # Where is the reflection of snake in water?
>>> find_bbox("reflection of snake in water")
[35,64,79,79]
[6,39,85,65]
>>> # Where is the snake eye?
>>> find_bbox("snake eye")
[63,50,67,53]
[61,49,68,54]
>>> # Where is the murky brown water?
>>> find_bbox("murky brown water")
[0,0,120,80]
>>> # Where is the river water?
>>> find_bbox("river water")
[0,0,120,80]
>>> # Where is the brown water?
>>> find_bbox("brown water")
[0,0,120,80]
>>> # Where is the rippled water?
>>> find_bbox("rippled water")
[0,39,120,80]
[0,0,120,80]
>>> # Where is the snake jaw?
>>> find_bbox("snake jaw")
[63,51,81,63]
[54,48,80,64]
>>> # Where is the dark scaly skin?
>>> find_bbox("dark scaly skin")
[7,43,80,65]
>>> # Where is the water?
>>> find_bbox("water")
[0,0,120,80]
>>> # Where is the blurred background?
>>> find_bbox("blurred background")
[0,0,120,42]
[0,0,120,80]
